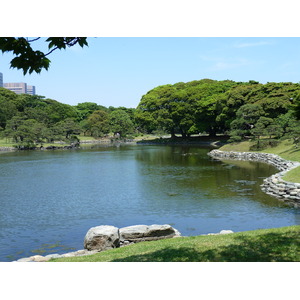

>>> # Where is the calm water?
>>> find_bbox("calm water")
[1,144,300,261]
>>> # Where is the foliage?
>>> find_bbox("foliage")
[229,104,265,141]
[0,37,88,74]
[4,116,49,147]
[1,78,300,149]
[86,110,110,137]
[52,118,81,140]
[109,109,134,137]
[136,79,298,140]
[75,102,108,121]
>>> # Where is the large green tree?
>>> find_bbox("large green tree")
[75,102,108,121]
[86,110,110,137]
[4,116,49,147]
[109,109,134,137]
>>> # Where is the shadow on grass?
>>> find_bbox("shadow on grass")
[111,230,300,262]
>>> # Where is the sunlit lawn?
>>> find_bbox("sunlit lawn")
[51,225,300,262]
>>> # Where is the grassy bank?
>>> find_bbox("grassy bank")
[0,137,15,148]
[51,225,300,262]
[219,139,300,183]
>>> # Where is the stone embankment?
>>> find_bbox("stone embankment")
[0,147,15,151]
[208,149,300,206]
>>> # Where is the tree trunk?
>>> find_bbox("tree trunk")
[170,128,176,138]
[208,129,217,137]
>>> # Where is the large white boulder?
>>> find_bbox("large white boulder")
[84,225,120,251]
[119,224,180,242]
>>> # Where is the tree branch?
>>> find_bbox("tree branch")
[26,37,41,43]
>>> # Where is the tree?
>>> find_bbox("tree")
[0,37,88,74]
[293,92,300,120]
[52,118,81,141]
[4,117,49,148]
[86,110,110,137]
[109,110,134,137]
[229,103,265,141]
[75,102,108,121]
[0,92,17,129]
[284,117,300,147]
[136,84,197,138]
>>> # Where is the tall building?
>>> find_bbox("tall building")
[4,82,28,94]
[0,72,3,87]
[27,85,36,95]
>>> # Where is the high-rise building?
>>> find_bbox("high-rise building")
[1,72,36,95]
[27,85,36,95]
[4,82,27,94]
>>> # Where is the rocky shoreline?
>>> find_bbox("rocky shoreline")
[208,149,300,206]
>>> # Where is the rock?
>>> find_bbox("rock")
[84,225,120,251]
[16,257,34,262]
[30,255,49,262]
[119,224,180,242]
[219,230,234,235]
[44,254,61,260]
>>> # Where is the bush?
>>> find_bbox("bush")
[250,139,269,151]
[228,135,242,143]
[250,138,281,150]
[268,139,280,148]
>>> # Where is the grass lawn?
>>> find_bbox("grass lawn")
[51,225,300,262]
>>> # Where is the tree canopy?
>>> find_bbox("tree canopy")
[1,78,300,150]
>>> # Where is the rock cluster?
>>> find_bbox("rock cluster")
[14,224,181,262]
[84,224,181,251]
[208,149,300,205]
[261,174,300,206]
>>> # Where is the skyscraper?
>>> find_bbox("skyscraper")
[27,85,36,95]
[1,72,36,95]
[4,82,28,94]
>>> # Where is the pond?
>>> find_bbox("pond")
[0,144,299,261]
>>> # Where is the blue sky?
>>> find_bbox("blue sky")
[2,37,300,108]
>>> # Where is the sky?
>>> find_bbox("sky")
[2,37,300,108]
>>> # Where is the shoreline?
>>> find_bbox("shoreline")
[13,228,234,262]
[0,136,224,152]
[208,149,300,206]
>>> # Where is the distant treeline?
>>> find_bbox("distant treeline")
[1,78,300,149]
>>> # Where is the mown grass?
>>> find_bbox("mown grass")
[51,225,300,262]
[282,167,300,183]
[219,139,300,161]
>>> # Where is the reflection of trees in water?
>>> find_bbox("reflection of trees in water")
[134,146,285,207]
